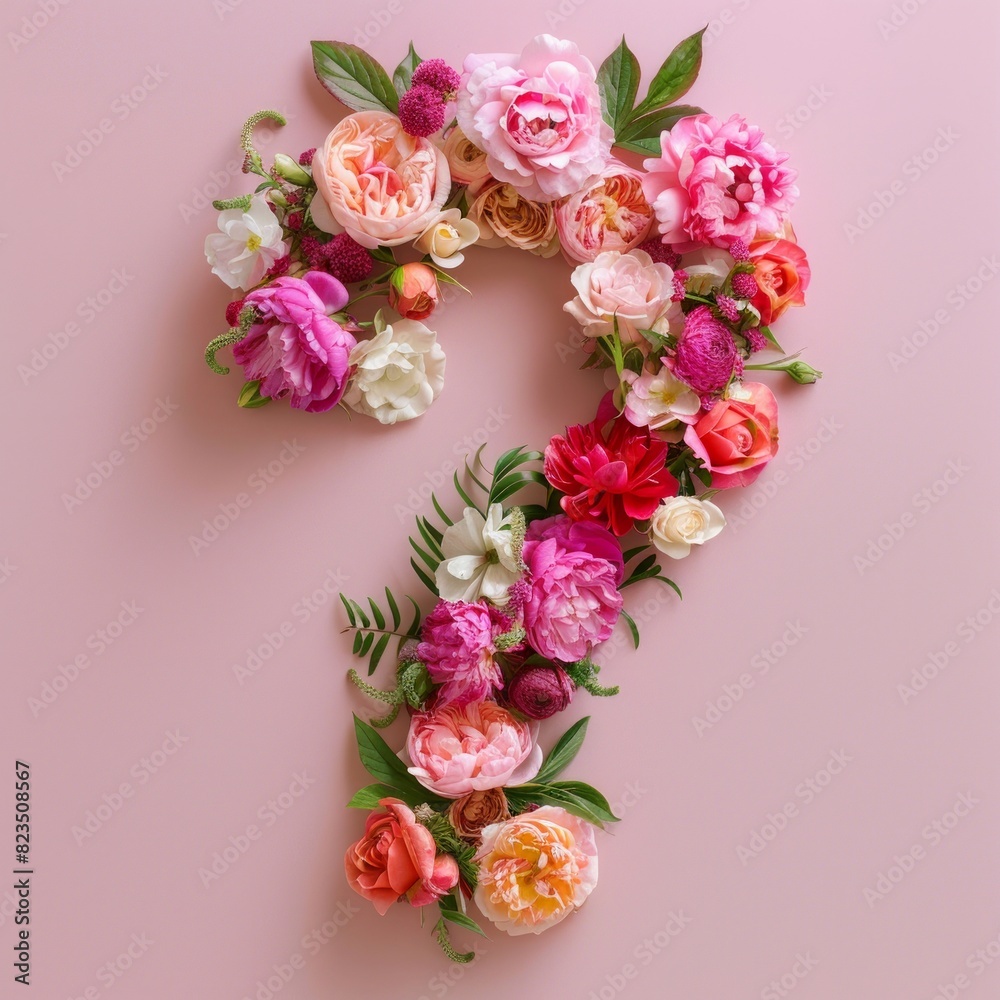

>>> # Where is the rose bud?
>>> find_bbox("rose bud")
[389,262,439,320]
[448,788,511,841]
[507,665,575,720]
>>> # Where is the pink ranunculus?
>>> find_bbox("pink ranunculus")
[521,516,624,662]
[564,250,680,344]
[406,701,542,799]
[507,665,575,719]
[456,35,613,203]
[313,111,451,248]
[233,272,355,412]
[642,114,798,252]
[417,600,507,707]
[684,382,779,488]
[671,305,743,396]
[556,160,654,263]
[344,798,460,915]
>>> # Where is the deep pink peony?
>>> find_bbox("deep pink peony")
[417,600,506,707]
[544,406,678,536]
[406,701,542,799]
[642,114,798,251]
[456,35,613,203]
[671,305,743,395]
[233,272,355,412]
[521,516,623,663]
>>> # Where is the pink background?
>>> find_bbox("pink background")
[4,0,999,997]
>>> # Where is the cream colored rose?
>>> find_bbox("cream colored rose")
[467,181,560,257]
[442,127,492,186]
[414,209,480,269]
[649,497,726,559]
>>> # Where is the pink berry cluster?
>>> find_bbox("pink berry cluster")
[398,58,461,138]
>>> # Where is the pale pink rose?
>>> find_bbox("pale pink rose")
[642,114,798,251]
[564,250,679,343]
[474,806,598,935]
[313,111,450,249]
[555,160,654,263]
[406,701,542,799]
[457,35,613,203]
[442,127,492,187]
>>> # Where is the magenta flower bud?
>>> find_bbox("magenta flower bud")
[508,665,575,720]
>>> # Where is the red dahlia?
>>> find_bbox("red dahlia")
[544,413,677,537]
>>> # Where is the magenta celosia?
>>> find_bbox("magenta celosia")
[411,58,461,97]
[398,84,447,138]
[671,305,742,395]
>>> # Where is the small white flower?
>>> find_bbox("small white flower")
[681,247,736,295]
[436,504,521,603]
[649,497,726,560]
[344,319,445,425]
[204,194,287,290]
[414,209,481,269]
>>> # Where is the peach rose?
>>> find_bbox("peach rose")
[406,700,542,799]
[389,262,439,320]
[448,788,510,841]
[443,127,492,187]
[474,806,598,936]
[313,111,450,249]
[467,181,560,257]
[344,798,459,915]
[748,234,811,325]
[555,160,654,264]
[684,381,779,488]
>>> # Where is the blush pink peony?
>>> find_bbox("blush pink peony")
[642,114,798,251]
[457,35,612,203]
[406,701,542,799]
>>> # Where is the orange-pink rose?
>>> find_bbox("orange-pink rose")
[684,382,779,488]
[344,798,459,915]
[389,262,439,320]
[313,111,451,249]
[748,234,811,326]
[474,806,598,935]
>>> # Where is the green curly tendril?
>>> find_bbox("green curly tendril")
[239,109,287,174]
[204,306,258,376]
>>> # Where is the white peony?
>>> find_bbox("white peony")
[649,497,726,560]
[414,209,480,269]
[344,320,446,425]
[435,504,521,603]
[204,194,287,290]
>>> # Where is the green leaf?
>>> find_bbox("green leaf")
[393,42,422,96]
[311,41,400,113]
[618,104,704,142]
[368,633,391,676]
[353,716,422,790]
[507,780,619,827]
[340,593,357,626]
[535,717,590,783]
[347,783,399,809]
[368,597,386,630]
[759,324,785,354]
[596,36,641,134]
[410,557,437,594]
[614,136,663,157]
[237,380,271,409]
[385,587,401,630]
[620,609,640,649]
[439,909,488,938]
[629,28,706,120]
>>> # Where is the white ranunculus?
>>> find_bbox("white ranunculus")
[649,497,726,560]
[435,504,521,603]
[344,320,445,425]
[414,209,480,269]
[204,194,287,290]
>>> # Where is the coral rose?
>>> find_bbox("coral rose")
[748,234,811,325]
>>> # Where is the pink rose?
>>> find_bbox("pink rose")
[555,160,654,263]
[313,111,450,248]
[442,127,492,187]
[344,798,460,915]
[642,114,798,251]
[416,600,507,707]
[406,701,542,799]
[457,35,613,203]
[521,516,624,662]
[684,382,779,488]
[564,250,679,344]
[233,272,355,413]
[748,233,811,326]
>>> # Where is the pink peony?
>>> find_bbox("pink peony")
[312,111,450,248]
[406,701,542,799]
[417,601,506,707]
[456,35,613,203]
[642,114,798,251]
[344,797,459,915]
[233,272,355,413]
[555,160,654,263]
[521,516,623,662]
[507,665,575,719]
[684,381,779,487]
[671,305,742,396]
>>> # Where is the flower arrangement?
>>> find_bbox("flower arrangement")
[200,26,821,959]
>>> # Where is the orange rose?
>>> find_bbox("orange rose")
[389,262,439,320]
[748,234,810,325]
[448,789,510,841]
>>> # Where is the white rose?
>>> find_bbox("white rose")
[344,320,445,425]
[649,497,726,559]
[414,209,480,269]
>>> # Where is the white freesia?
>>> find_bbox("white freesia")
[649,497,726,559]
[435,504,521,603]
[344,320,445,425]
[204,194,287,290]
[414,209,480,268]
